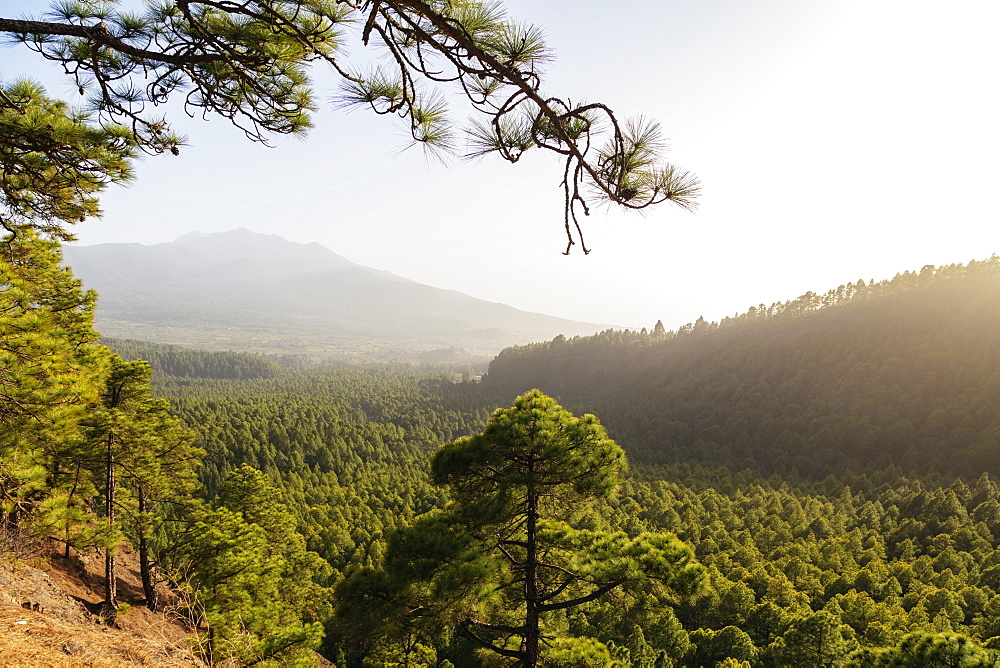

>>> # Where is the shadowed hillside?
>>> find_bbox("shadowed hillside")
[484,258,1000,478]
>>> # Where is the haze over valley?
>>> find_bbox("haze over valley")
[63,228,607,362]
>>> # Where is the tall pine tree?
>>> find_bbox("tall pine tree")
[339,390,705,666]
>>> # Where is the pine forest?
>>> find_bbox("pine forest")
[4,230,1000,665]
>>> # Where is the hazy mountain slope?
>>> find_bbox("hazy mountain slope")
[484,258,1000,477]
[63,229,603,359]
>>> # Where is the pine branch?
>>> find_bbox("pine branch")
[0,18,229,66]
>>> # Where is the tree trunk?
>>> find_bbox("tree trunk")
[137,485,158,611]
[66,463,82,560]
[104,432,117,612]
[521,468,540,667]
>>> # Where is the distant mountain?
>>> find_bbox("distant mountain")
[63,229,605,360]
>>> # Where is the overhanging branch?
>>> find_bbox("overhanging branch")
[0,18,230,67]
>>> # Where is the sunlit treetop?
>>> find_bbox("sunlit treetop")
[1,0,699,251]
[0,80,135,240]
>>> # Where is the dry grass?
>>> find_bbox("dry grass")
[0,538,203,667]
[0,604,201,666]
[0,525,44,563]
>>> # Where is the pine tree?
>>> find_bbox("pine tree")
[339,390,705,666]
[0,231,107,539]
[171,466,332,666]
[780,610,854,667]
[84,356,201,615]
[0,80,134,239]
[847,631,1000,666]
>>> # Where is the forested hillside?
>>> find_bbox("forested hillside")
[1,233,339,665]
[106,337,293,379]
[7,0,996,663]
[485,258,1000,478]
[8,237,1000,666]
[152,362,1000,665]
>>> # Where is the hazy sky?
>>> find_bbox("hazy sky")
[5,0,999,329]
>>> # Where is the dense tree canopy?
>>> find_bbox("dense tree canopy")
[0,241,329,657]
[4,187,1000,665]
[84,355,201,613]
[1,0,699,250]
[169,465,332,665]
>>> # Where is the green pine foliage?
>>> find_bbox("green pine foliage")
[0,231,108,537]
[0,80,135,239]
[169,465,331,666]
[84,355,202,612]
[847,631,1000,666]
[153,365,499,576]
[130,257,999,665]
[336,391,705,665]
[1,236,329,658]
[2,1,697,249]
